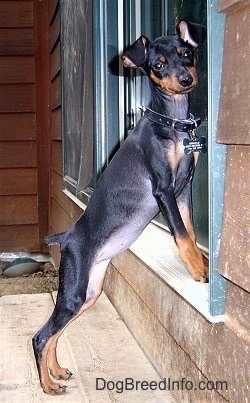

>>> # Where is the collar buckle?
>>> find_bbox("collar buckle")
[189,114,198,129]
[188,114,198,139]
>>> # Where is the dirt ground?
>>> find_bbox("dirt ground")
[0,261,58,296]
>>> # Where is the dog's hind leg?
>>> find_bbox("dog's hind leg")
[32,258,110,395]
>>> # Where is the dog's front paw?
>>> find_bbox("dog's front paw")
[177,237,208,282]
[190,260,208,283]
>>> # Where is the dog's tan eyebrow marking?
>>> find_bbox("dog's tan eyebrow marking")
[159,55,166,63]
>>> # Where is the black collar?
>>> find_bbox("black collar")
[143,107,201,133]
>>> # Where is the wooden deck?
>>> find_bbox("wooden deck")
[0,292,176,402]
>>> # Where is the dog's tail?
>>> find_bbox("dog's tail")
[44,231,66,246]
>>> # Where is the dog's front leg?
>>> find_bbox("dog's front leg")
[176,181,196,244]
[177,182,208,280]
[154,180,207,282]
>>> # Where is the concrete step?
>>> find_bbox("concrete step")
[0,292,176,403]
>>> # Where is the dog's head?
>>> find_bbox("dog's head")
[121,21,206,95]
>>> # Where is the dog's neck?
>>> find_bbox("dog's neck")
[148,85,190,121]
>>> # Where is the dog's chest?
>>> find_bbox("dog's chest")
[165,139,194,191]
[165,140,186,171]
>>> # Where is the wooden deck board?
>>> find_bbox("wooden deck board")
[0,293,176,402]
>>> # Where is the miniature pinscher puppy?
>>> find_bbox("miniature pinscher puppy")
[33,20,207,394]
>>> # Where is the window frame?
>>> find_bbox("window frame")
[207,0,227,316]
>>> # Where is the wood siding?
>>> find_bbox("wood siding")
[217,0,250,144]
[0,0,49,252]
[218,146,250,291]
[217,0,250,303]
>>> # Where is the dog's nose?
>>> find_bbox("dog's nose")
[179,74,193,87]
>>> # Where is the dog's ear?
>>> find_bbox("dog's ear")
[121,36,150,68]
[176,20,206,48]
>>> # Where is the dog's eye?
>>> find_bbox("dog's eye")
[154,62,165,71]
[183,49,193,59]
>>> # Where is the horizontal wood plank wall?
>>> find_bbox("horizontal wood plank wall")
[217,1,250,144]
[49,0,82,265]
[0,0,40,251]
[217,1,250,286]
[217,0,250,350]
[219,146,250,292]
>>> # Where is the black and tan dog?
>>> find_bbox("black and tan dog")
[33,20,207,394]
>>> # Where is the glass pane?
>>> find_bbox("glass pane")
[167,0,208,249]
[93,0,120,180]
[61,0,94,194]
